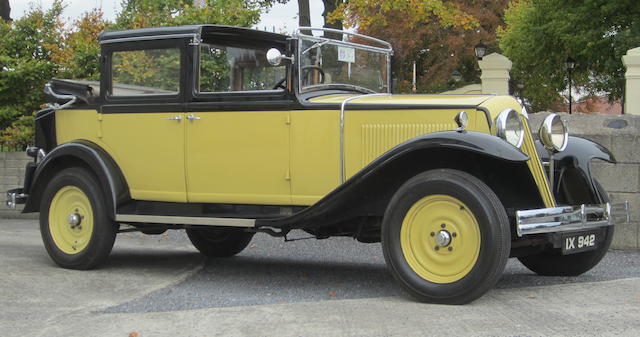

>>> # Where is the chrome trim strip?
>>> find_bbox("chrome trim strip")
[99,33,198,44]
[295,27,393,52]
[339,93,391,182]
[516,202,630,237]
[115,214,256,227]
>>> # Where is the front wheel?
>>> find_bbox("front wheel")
[382,169,511,304]
[39,167,117,269]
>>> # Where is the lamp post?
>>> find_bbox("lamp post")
[412,49,427,93]
[474,42,487,60]
[565,56,576,114]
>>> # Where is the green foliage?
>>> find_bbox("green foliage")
[0,115,34,150]
[114,0,262,29]
[0,1,65,149]
[499,0,640,111]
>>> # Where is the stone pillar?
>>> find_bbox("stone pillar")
[623,47,640,115]
[478,53,512,95]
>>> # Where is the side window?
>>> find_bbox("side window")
[198,43,286,93]
[111,48,181,96]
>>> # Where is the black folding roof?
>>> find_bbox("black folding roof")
[98,24,288,43]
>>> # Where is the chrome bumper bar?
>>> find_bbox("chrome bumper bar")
[516,202,630,237]
[5,188,27,209]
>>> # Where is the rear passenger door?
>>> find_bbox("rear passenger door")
[100,39,188,202]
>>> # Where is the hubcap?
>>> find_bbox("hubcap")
[435,230,452,247]
[400,194,481,284]
[67,213,82,228]
[48,186,94,254]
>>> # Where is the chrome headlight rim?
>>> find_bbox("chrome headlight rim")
[539,113,568,152]
[496,108,524,148]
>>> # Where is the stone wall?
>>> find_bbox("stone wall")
[0,152,37,219]
[1,114,638,249]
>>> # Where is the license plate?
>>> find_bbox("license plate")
[561,232,597,255]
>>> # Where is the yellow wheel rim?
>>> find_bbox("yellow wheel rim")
[48,186,94,255]
[400,194,481,283]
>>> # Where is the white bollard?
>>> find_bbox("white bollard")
[623,47,640,115]
[478,53,512,96]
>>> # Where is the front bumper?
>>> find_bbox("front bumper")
[6,188,27,209]
[516,202,630,237]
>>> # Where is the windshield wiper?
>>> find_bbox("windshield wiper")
[302,39,331,55]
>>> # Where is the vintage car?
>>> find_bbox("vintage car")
[5,25,629,304]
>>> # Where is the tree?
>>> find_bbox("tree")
[498,0,640,112]
[328,0,506,92]
[0,1,65,148]
[297,0,310,27]
[114,0,263,29]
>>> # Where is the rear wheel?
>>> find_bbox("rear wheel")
[39,167,117,269]
[186,227,254,257]
[517,180,614,276]
[382,169,510,304]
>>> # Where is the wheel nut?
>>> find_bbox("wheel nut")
[430,232,435,237]
[452,232,457,237]
[441,223,446,228]
[448,247,453,251]
[434,246,440,251]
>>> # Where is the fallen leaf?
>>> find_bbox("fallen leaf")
[527,296,536,299]
[329,291,337,297]
[129,332,138,337]
[249,243,257,248]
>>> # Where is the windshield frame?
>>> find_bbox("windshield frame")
[294,27,393,94]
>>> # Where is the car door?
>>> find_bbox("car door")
[100,40,188,202]
[185,40,292,205]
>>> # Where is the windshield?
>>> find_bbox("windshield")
[297,30,392,94]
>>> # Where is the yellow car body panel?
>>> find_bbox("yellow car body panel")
[56,109,188,202]
[54,93,555,209]
[185,111,291,205]
[290,109,341,205]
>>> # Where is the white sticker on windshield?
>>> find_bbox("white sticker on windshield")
[338,46,355,63]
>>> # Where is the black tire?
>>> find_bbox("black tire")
[186,227,254,257]
[517,180,614,276]
[39,167,117,270]
[382,169,510,304]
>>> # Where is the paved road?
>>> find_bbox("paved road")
[1,219,639,336]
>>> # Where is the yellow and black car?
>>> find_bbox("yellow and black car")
[6,25,629,304]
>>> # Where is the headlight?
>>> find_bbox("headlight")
[496,108,524,148]
[539,113,568,152]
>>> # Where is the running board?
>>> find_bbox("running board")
[115,214,255,227]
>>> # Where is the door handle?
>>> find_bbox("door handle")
[186,114,201,121]
[165,115,182,121]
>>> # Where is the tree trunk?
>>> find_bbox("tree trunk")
[0,0,11,22]
[321,0,343,40]
[297,0,310,27]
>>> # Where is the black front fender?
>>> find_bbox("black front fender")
[23,140,130,218]
[536,136,615,204]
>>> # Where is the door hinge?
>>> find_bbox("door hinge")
[285,170,291,181]
[285,115,291,125]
